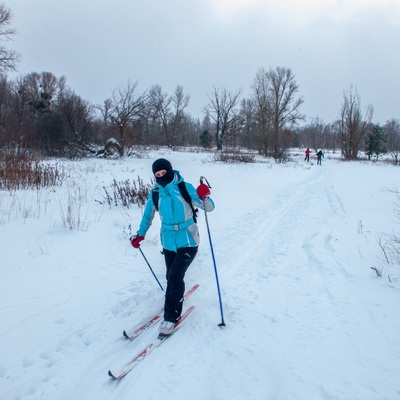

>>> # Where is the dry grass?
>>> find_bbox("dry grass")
[0,151,66,190]
[100,177,152,209]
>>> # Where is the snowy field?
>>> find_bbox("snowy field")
[1,149,399,400]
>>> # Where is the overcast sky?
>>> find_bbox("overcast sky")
[6,0,400,124]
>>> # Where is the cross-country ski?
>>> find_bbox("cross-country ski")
[109,306,195,379]
[122,284,199,340]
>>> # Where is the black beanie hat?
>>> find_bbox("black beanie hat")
[152,158,173,175]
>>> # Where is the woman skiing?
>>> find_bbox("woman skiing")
[130,158,215,336]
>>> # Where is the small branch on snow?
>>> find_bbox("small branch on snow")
[371,266,382,277]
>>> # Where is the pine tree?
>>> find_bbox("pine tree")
[200,130,212,148]
[365,125,387,160]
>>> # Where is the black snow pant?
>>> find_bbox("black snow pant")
[163,246,198,323]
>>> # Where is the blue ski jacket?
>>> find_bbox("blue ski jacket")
[137,170,215,252]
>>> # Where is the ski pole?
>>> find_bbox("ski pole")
[200,176,226,327]
[138,248,164,291]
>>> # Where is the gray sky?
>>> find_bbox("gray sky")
[6,0,400,124]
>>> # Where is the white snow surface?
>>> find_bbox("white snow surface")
[1,149,399,400]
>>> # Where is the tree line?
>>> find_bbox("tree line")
[1,3,400,161]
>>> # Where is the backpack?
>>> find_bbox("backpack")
[152,181,198,223]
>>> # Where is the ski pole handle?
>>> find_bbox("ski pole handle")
[199,176,212,189]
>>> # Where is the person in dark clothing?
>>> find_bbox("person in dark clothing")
[316,150,324,165]
[130,158,215,336]
[304,148,311,162]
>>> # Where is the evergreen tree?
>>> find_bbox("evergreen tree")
[200,129,212,148]
[365,125,387,160]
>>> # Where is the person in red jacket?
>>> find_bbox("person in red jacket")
[304,147,311,162]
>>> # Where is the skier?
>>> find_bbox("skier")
[304,147,311,162]
[316,149,324,165]
[130,158,215,336]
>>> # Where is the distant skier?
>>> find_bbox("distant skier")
[304,147,311,162]
[316,150,324,165]
[130,158,215,336]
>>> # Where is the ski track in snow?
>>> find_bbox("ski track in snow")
[1,154,400,400]
[198,165,399,400]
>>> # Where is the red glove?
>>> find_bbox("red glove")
[130,235,144,249]
[196,184,211,200]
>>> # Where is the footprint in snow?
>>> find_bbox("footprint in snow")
[22,358,35,368]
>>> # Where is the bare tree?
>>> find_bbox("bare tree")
[8,72,60,152]
[169,85,190,146]
[147,84,190,147]
[239,98,255,148]
[251,67,303,159]
[383,119,400,164]
[7,72,95,157]
[268,67,304,160]
[54,84,95,157]
[299,120,337,152]
[109,80,146,153]
[0,3,20,75]
[23,71,59,114]
[148,84,171,145]
[339,86,373,159]
[0,75,12,138]
[307,117,325,150]
[93,98,112,143]
[251,68,273,155]
[203,86,241,151]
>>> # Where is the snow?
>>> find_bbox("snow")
[1,149,400,400]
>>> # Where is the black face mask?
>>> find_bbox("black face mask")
[152,158,174,187]
[155,170,174,187]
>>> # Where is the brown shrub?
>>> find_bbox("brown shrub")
[0,150,66,190]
